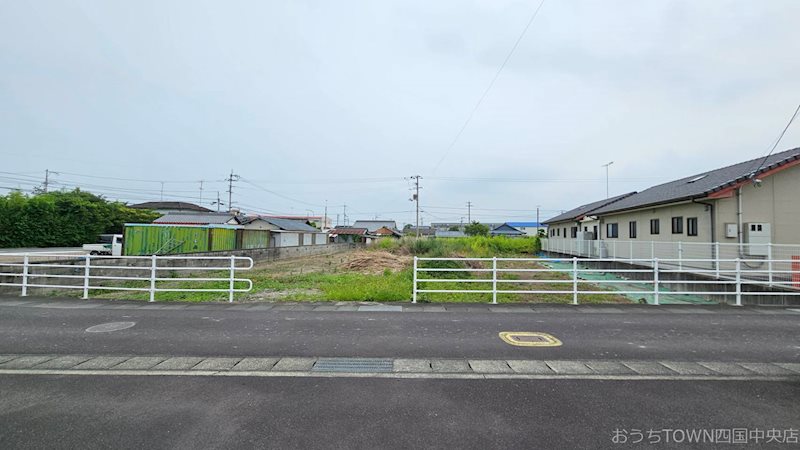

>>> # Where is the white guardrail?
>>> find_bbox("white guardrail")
[0,253,254,302]
[411,256,800,305]
[542,238,800,285]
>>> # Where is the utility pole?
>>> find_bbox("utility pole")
[212,191,224,212]
[43,169,59,193]
[536,205,541,235]
[160,181,165,201]
[199,180,204,205]
[602,161,614,199]
[409,175,422,238]
[324,200,328,231]
[225,170,240,212]
[466,201,472,223]
[342,204,348,226]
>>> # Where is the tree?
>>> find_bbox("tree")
[0,189,160,248]
[464,221,490,236]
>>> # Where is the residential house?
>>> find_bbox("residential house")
[256,218,327,247]
[374,226,403,239]
[544,147,800,252]
[130,202,212,215]
[264,215,332,230]
[490,223,525,237]
[505,222,546,236]
[329,227,369,244]
[406,226,436,237]
[153,212,241,226]
[352,220,398,233]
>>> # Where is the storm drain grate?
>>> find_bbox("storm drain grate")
[312,358,393,373]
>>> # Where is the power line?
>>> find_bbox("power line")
[239,178,326,208]
[431,0,547,173]
[749,103,800,177]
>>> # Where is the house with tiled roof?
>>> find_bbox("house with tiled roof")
[544,147,800,250]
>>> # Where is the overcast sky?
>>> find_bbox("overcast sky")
[2,0,799,226]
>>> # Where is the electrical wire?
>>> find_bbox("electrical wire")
[431,0,547,173]
[749,103,800,177]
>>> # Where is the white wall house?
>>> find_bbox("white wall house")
[544,147,800,253]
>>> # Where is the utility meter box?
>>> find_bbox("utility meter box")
[725,223,738,238]
[743,223,771,256]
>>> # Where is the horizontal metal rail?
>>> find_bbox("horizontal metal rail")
[412,256,800,305]
[0,253,254,302]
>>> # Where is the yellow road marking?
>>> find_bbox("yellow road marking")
[499,331,562,347]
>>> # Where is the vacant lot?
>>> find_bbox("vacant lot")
[82,237,629,304]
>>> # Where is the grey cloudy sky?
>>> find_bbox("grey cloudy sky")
[2,0,799,226]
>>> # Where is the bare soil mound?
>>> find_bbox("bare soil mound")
[340,250,411,274]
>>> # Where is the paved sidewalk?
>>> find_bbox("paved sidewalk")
[2,354,799,380]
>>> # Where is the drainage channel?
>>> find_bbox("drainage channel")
[312,358,394,373]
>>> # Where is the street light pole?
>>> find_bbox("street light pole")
[602,161,614,198]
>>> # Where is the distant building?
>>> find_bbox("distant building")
[352,220,398,233]
[130,202,212,215]
[329,227,369,243]
[374,226,403,239]
[505,222,546,236]
[406,226,436,237]
[153,212,241,226]
[435,230,466,238]
[263,215,332,230]
[491,223,525,237]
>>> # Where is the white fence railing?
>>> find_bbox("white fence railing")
[0,253,254,302]
[412,256,800,305]
[541,238,800,285]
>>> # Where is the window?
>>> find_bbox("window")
[687,217,698,236]
[570,227,578,238]
[629,221,637,239]
[556,228,560,237]
[606,223,619,238]
[672,216,683,234]
[563,228,567,238]
[650,219,660,235]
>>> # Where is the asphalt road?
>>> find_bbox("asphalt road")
[0,299,798,361]
[1,298,798,449]
[1,376,797,450]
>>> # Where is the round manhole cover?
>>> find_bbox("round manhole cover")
[85,322,136,333]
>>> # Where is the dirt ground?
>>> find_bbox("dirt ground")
[251,249,411,277]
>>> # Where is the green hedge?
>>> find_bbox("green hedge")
[0,190,159,248]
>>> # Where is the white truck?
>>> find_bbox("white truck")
[83,234,123,256]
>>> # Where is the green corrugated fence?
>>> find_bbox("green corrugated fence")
[123,224,272,256]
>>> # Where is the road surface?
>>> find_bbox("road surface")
[0,297,798,449]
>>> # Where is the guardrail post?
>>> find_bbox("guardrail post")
[572,257,578,305]
[412,256,418,304]
[767,243,773,287]
[653,258,659,305]
[21,254,29,297]
[735,258,742,306]
[714,242,720,278]
[678,241,683,271]
[229,255,236,303]
[149,255,157,302]
[82,255,91,299]
[491,257,497,305]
